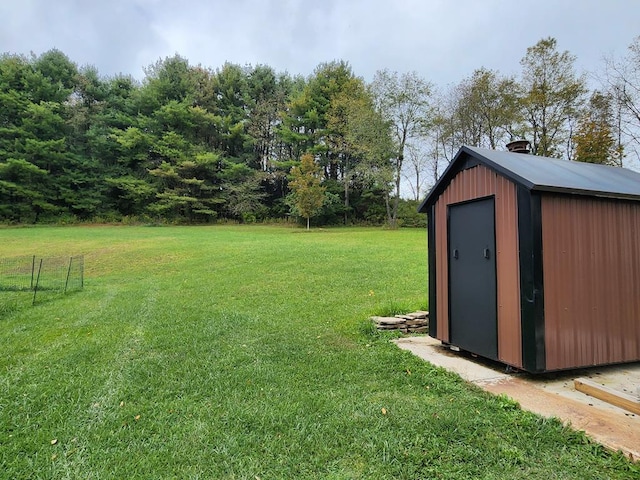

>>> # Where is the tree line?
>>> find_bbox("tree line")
[1,36,639,226]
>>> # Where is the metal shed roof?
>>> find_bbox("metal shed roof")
[419,146,640,212]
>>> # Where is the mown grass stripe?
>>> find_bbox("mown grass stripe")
[0,226,637,479]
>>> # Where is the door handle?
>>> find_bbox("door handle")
[483,248,490,259]
[453,249,459,259]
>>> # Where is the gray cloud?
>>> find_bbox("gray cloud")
[1,0,638,86]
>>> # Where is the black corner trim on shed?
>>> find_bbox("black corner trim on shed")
[517,187,546,372]
[427,203,437,338]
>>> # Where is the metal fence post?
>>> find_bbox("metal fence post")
[64,256,73,294]
[32,258,43,306]
[30,255,35,290]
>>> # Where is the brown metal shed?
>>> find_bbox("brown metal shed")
[418,145,640,373]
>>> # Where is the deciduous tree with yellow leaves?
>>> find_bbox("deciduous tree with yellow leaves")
[288,153,326,230]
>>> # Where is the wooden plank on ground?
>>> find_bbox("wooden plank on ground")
[574,377,640,415]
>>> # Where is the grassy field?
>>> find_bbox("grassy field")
[0,225,637,479]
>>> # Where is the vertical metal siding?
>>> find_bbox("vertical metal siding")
[542,195,640,370]
[495,174,521,365]
[434,165,522,367]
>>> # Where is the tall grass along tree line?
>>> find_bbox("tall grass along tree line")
[2,36,640,226]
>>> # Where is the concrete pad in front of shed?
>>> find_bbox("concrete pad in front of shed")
[393,336,511,383]
[394,336,640,461]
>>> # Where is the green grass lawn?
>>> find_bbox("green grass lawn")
[0,225,637,479]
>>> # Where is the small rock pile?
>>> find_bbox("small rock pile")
[370,311,429,334]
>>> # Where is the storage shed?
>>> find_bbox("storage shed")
[418,145,640,373]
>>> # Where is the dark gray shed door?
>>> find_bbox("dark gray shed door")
[448,197,498,360]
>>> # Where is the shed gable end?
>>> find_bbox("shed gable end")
[433,164,522,367]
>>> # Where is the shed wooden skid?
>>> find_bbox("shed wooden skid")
[418,146,640,373]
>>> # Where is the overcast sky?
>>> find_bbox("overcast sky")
[1,0,638,88]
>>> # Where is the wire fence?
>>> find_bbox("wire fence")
[0,255,84,305]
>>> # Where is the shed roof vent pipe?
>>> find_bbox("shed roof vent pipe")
[506,140,531,154]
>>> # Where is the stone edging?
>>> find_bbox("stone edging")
[370,311,429,333]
